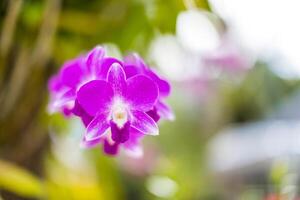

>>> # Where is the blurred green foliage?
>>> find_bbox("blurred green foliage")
[0,160,44,198]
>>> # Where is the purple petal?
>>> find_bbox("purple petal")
[81,114,94,127]
[97,57,123,79]
[146,68,171,97]
[80,136,102,148]
[126,75,158,112]
[125,53,171,97]
[103,139,119,155]
[86,46,105,74]
[156,100,175,121]
[110,121,130,143]
[48,74,62,92]
[146,107,160,122]
[61,59,84,88]
[123,144,143,158]
[123,65,140,79]
[107,63,127,96]
[72,99,85,116]
[77,80,114,116]
[124,53,147,69]
[131,110,159,135]
[123,128,144,157]
[85,113,110,141]
[72,100,94,127]
[48,89,76,114]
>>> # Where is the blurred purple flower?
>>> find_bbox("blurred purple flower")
[202,36,250,73]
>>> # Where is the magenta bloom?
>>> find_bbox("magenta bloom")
[48,46,173,157]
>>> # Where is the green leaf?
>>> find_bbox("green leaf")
[0,160,44,198]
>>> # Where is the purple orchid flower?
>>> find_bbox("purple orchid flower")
[48,45,173,157]
[77,63,159,146]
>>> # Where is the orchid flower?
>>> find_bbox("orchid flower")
[48,45,173,157]
[77,63,159,142]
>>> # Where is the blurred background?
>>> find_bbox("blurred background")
[1,0,300,199]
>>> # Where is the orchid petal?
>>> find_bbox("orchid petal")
[97,57,123,79]
[146,68,171,97]
[126,75,158,111]
[131,110,159,135]
[146,107,160,122]
[48,74,62,92]
[61,59,84,88]
[86,46,105,74]
[123,128,144,158]
[125,54,170,97]
[85,113,110,141]
[77,80,114,116]
[123,143,143,158]
[81,114,94,127]
[48,89,76,114]
[124,53,146,69]
[156,100,175,121]
[80,136,102,148]
[123,65,140,78]
[107,63,127,96]
[72,100,94,127]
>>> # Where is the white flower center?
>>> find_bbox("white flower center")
[111,99,128,128]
